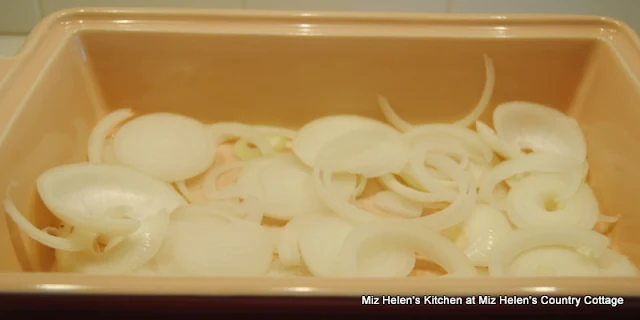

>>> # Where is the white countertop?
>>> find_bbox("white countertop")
[0,35,27,57]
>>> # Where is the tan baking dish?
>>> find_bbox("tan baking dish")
[1,8,640,297]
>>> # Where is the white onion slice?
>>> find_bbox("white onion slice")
[298,216,354,277]
[377,96,413,132]
[312,124,411,177]
[235,154,357,220]
[234,135,287,160]
[454,55,496,128]
[101,139,120,165]
[201,162,245,200]
[264,227,282,254]
[377,174,455,203]
[404,124,493,163]
[4,188,95,252]
[87,109,134,164]
[377,55,495,130]
[475,120,524,159]
[37,163,185,235]
[208,122,273,156]
[277,215,318,268]
[355,240,416,278]
[292,115,385,168]
[175,181,193,203]
[314,154,476,230]
[478,152,584,209]
[487,227,611,277]
[493,101,587,163]
[336,222,476,277]
[371,191,422,218]
[68,210,171,274]
[507,247,601,277]
[505,173,599,229]
[598,250,640,276]
[114,113,216,182]
[454,204,513,267]
[170,217,272,276]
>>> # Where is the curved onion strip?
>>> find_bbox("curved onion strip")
[475,120,524,159]
[114,113,216,182]
[175,181,193,203]
[37,163,184,235]
[234,135,287,160]
[352,175,367,200]
[201,162,245,200]
[314,155,476,230]
[87,109,134,164]
[407,140,472,194]
[377,96,412,132]
[377,55,495,131]
[454,55,496,127]
[377,174,455,203]
[253,125,297,139]
[372,191,422,218]
[487,227,611,277]
[505,173,599,229]
[404,124,493,163]
[242,196,265,224]
[478,152,584,209]
[336,222,476,277]
[4,186,96,252]
[278,216,317,268]
[74,210,171,274]
[208,122,273,156]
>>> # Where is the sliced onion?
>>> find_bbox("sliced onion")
[493,101,587,163]
[507,247,601,277]
[454,55,496,128]
[505,173,599,229]
[208,122,273,156]
[377,174,455,203]
[406,140,471,195]
[454,204,513,267]
[4,188,95,252]
[314,154,476,230]
[351,175,367,200]
[298,216,354,277]
[101,139,120,165]
[175,181,193,203]
[169,216,272,276]
[234,135,288,160]
[487,227,611,277]
[88,109,134,164]
[371,191,422,218]
[113,113,216,182]
[235,154,357,220]
[292,115,385,168]
[277,215,318,268]
[201,162,245,200]
[404,124,493,163]
[264,227,281,254]
[475,120,524,159]
[377,96,413,132]
[37,163,185,235]
[478,152,584,209]
[336,222,476,277]
[312,124,411,177]
[377,55,495,130]
[66,210,171,274]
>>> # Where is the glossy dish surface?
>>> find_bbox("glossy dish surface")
[1,8,640,296]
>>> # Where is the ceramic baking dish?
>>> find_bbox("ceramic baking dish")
[1,8,640,297]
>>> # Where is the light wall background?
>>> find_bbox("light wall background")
[1,0,640,34]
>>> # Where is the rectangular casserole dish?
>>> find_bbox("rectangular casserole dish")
[0,8,640,297]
